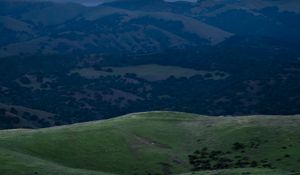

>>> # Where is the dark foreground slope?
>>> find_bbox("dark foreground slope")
[0,112,299,175]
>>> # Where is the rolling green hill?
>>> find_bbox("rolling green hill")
[0,111,299,175]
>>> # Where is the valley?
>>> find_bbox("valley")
[1,0,300,128]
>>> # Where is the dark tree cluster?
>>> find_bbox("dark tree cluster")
[0,108,20,128]
[188,141,278,172]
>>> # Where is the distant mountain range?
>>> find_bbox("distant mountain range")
[1,0,300,57]
[22,0,114,6]
[13,0,198,6]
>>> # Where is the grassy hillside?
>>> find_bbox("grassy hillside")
[0,112,299,175]
[71,64,229,81]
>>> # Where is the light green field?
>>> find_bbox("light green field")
[71,64,229,81]
[181,168,292,175]
[0,111,299,175]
